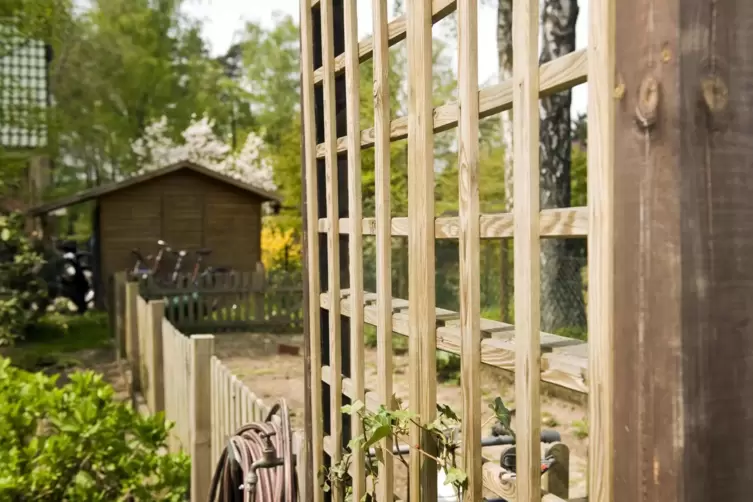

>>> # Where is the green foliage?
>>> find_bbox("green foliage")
[571,418,589,439]
[6,311,111,371]
[0,212,48,346]
[436,350,461,384]
[363,325,407,355]
[0,358,190,501]
[324,397,469,500]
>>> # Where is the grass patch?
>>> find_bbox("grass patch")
[571,418,589,439]
[2,311,111,371]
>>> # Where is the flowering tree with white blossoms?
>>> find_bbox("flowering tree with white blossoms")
[131,114,277,194]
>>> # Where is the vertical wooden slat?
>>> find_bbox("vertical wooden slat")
[457,0,481,499]
[406,0,437,498]
[210,358,217,465]
[300,0,323,498]
[343,0,365,497]
[150,300,165,413]
[372,0,394,497]
[512,0,541,499]
[587,0,614,499]
[190,334,214,502]
[320,0,343,499]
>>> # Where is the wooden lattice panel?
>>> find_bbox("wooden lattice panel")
[300,0,614,500]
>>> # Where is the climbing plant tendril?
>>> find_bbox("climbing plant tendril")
[319,396,516,501]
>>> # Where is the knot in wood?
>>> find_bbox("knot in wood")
[701,75,728,113]
[635,76,660,129]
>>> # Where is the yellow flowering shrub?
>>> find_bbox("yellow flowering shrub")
[261,224,301,271]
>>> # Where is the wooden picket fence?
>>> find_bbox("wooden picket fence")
[136,267,303,334]
[112,277,305,501]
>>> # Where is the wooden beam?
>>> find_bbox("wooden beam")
[320,292,589,394]
[317,207,587,238]
[512,0,542,499]
[372,0,394,497]
[311,0,457,84]
[613,0,753,501]
[314,49,586,158]
[343,0,365,497]
[299,0,323,499]
[587,0,615,500]
[457,0,482,499]
[407,0,438,499]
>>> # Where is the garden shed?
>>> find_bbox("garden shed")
[28,160,281,301]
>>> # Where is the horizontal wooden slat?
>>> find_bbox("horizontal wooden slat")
[482,462,568,502]
[318,207,587,238]
[311,0,456,84]
[320,291,588,394]
[315,49,587,158]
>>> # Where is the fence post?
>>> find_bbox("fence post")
[113,271,127,359]
[190,334,214,502]
[149,300,165,413]
[124,280,141,392]
[252,263,266,322]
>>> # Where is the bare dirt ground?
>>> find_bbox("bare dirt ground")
[215,332,589,499]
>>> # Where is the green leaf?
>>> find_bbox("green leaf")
[437,403,459,422]
[363,424,391,449]
[1,229,9,242]
[444,466,468,487]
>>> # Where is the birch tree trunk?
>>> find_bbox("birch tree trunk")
[538,0,586,332]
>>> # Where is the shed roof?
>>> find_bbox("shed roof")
[27,160,282,216]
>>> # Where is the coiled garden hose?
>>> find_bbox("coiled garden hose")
[208,400,296,502]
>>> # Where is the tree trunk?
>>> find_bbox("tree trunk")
[497,0,513,321]
[538,0,585,333]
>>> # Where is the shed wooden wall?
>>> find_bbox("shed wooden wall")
[99,169,262,293]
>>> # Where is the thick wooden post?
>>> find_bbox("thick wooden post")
[190,334,214,502]
[124,281,141,392]
[613,1,753,501]
[149,300,165,413]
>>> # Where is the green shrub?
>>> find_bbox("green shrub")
[0,358,190,501]
[555,325,588,341]
[0,213,49,346]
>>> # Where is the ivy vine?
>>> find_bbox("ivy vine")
[319,395,515,501]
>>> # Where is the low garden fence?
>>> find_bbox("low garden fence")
[111,275,306,501]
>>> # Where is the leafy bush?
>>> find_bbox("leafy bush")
[0,358,190,501]
[0,212,50,346]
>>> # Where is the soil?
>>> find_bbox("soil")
[214,332,589,499]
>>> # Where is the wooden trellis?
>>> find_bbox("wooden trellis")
[299,0,614,500]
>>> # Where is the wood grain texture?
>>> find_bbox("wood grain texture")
[407,0,437,499]
[320,291,589,394]
[512,0,541,500]
[372,0,394,497]
[587,0,615,500]
[314,49,586,158]
[317,206,587,238]
[190,334,214,502]
[320,0,343,499]
[343,0,365,497]
[311,0,456,84]
[613,0,753,501]
[457,0,482,499]
[299,0,323,499]
[149,300,165,413]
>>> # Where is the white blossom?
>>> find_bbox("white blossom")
[131,114,277,195]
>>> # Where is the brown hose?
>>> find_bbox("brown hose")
[208,399,296,502]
